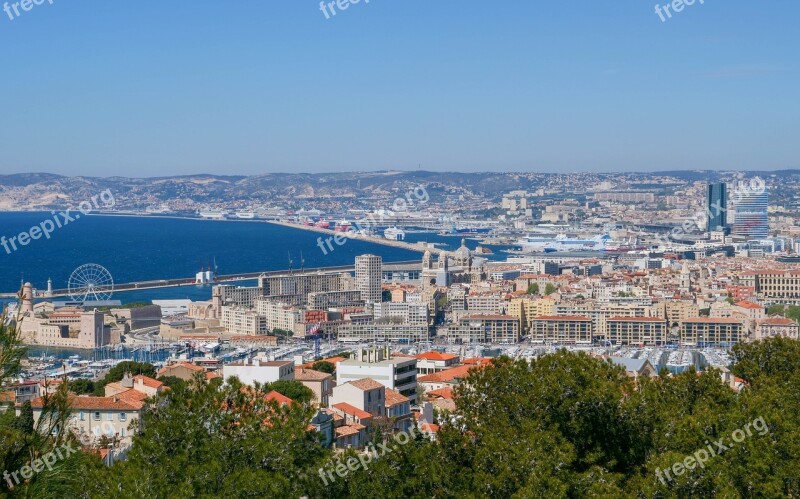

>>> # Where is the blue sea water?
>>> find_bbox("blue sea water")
[0,213,509,307]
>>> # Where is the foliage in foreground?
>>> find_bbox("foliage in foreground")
[4,317,800,497]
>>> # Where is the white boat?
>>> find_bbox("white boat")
[199,209,228,220]
[516,233,611,253]
[235,211,256,219]
[384,227,405,241]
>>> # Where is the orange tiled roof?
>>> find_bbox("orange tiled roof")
[416,351,458,361]
[418,365,477,384]
[384,388,410,407]
[349,378,384,391]
[31,395,143,411]
[332,402,372,420]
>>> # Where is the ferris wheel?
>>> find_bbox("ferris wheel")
[67,264,114,302]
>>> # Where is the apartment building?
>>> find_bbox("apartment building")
[415,351,460,375]
[446,315,521,343]
[373,302,429,324]
[255,299,303,333]
[756,317,800,340]
[221,306,268,335]
[530,316,593,344]
[606,316,667,346]
[680,317,745,346]
[336,347,418,404]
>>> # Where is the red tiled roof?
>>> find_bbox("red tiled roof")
[416,351,458,361]
[384,388,410,407]
[607,316,666,322]
[294,368,332,381]
[426,387,455,399]
[534,315,592,321]
[134,375,163,389]
[418,365,477,384]
[332,402,372,420]
[349,378,384,391]
[31,395,143,411]
[265,390,294,406]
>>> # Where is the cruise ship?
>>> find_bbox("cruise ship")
[516,233,611,253]
[198,209,228,220]
[235,211,256,219]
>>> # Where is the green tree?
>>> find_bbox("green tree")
[544,283,558,295]
[93,361,156,396]
[11,400,34,435]
[68,378,96,394]
[526,283,539,295]
[264,380,315,405]
[311,361,335,374]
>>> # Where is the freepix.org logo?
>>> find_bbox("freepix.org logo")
[3,0,55,22]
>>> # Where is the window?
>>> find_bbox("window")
[80,411,85,421]
[120,413,127,421]
[107,413,113,421]
[94,412,101,421]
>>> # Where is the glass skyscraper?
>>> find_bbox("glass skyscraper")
[733,189,769,239]
[706,183,727,232]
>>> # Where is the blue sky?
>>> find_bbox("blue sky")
[0,1,797,176]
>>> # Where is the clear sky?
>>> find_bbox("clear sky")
[0,1,798,176]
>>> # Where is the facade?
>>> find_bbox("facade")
[221,306,268,335]
[336,322,429,343]
[746,270,800,305]
[336,347,418,404]
[732,189,768,239]
[373,302,429,324]
[355,254,383,303]
[706,183,728,232]
[606,316,667,346]
[295,368,333,407]
[31,395,143,445]
[530,315,593,344]
[20,309,111,349]
[679,318,745,346]
[255,299,303,332]
[415,351,460,375]
[446,315,521,343]
[222,359,295,386]
[756,317,800,340]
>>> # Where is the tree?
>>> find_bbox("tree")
[68,378,96,394]
[93,361,156,396]
[544,283,558,295]
[264,380,315,405]
[311,361,335,374]
[11,400,34,435]
[526,283,539,295]
[158,375,186,390]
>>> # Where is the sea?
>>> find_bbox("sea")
[0,212,511,308]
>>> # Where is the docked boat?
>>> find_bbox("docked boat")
[384,227,405,241]
[235,211,256,219]
[198,209,228,220]
[335,220,352,232]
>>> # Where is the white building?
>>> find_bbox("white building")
[222,359,295,386]
[336,346,418,404]
[373,302,429,324]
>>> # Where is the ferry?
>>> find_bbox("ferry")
[335,220,352,232]
[198,209,228,220]
[314,219,331,229]
[384,227,405,241]
[516,233,611,253]
[235,211,256,219]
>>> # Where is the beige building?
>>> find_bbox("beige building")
[221,306,268,335]
[606,316,667,346]
[355,254,383,304]
[530,315,593,344]
[446,315,521,343]
[295,367,333,407]
[680,317,745,346]
[756,317,800,340]
[20,309,111,349]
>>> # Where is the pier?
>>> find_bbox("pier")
[263,220,447,256]
[0,260,427,299]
